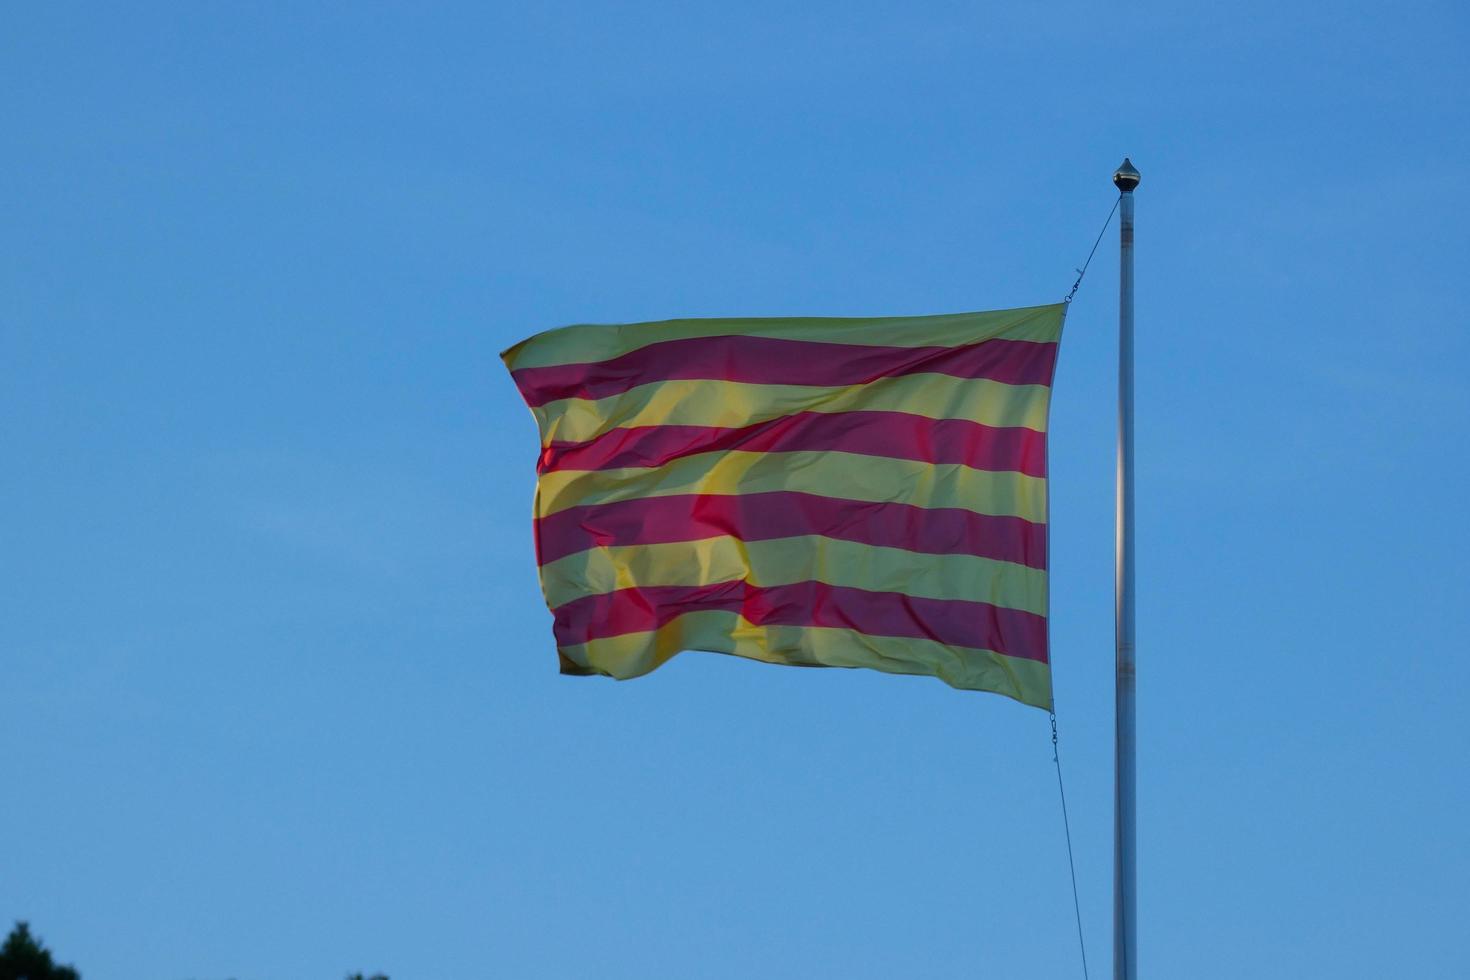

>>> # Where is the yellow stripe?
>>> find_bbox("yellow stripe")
[539,535,1047,616]
[557,609,1052,709]
[537,449,1047,522]
[533,373,1053,447]
[504,304,1066,371]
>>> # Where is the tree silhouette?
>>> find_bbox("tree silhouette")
[1,921,388,979]
[0,922,79,980]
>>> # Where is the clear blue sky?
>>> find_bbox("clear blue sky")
[4,3,1467,978]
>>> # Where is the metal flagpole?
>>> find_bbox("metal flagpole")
[1112,157,1140,980]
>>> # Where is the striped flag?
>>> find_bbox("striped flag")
[502,303,1065,709]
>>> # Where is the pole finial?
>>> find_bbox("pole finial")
[1113,158,1140,193]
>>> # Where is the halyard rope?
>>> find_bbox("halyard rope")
[1064,196,1121,305]
[1051,710,1091,980]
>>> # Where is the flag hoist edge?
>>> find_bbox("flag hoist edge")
[502,303,1066,709]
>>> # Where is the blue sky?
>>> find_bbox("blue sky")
[3,3,1467,978]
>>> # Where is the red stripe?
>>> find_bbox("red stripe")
[535,491,1046,568]
[540,411,1046,477]
[552,580,1048,664]
[511,335,1057,408]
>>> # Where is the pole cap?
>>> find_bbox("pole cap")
[1113,158,1141,192]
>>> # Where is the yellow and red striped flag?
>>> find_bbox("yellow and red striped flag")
[502,303,1065,709]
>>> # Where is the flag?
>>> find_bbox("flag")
[502,303,1065,709]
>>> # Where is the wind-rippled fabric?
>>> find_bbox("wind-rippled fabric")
[502,303,1065,709]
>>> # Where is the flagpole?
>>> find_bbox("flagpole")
[1112,157,1140,980]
